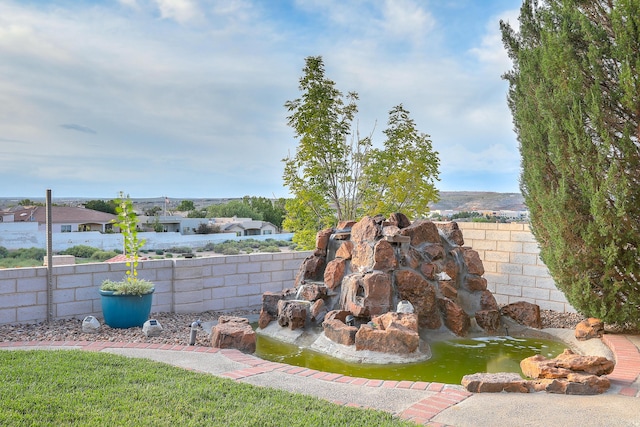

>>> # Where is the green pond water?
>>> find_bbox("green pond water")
[255,334,566,384]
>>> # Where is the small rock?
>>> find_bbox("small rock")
[575,318,604,341]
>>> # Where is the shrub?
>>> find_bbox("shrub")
[261,245,281,253]
[155,250,164,255]
[221,247,239,255]
[60,245,99,258]
[90,251,119,261]
[0,246,8,259]
[167,246,192,254]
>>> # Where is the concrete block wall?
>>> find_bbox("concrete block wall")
[457,222,575,312]
[0,251,311,325]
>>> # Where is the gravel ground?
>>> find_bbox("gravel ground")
[0,309,596,346]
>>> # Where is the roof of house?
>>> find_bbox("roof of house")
[12,206,117,224]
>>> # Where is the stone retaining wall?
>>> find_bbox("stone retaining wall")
[457,222,575,312]
[0,251,310,325]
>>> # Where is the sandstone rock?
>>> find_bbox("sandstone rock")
[395,269,440,329]
[399,220,441,246]
[388,212,411,228]
[336,220,357,230]
[323,318,357,346]
[521,349,614,379]
[464,274,487,291]
[475,309,501,332]
[443,255,459,282]
[372,312,418,333]
[438,297,470,336]
[575,318,604,341]
[335,241,354,260]
[420,262,437,280]
[401,247,423,269]
[423,243,445,261]
[315,228,334,256]
[355,322,420,354]
[435,221,465,246]
[211,316,256,353]
[258,308,273,329]
[350,241,374,272]
[310,299,327,324]
[340,272,393,318]
[297,283,327,302]
[277,300,308,330]
[261,289,295,317]
[382,225,401,237]
[324,310,352,323]
[440,281,458,299]
[324,258,347,290]
[462,247,484,276]
[294,255,326,286]
[500,301,542,329]
[373,239,397,271]
[351,216,380,242]
[461,373,529,393]
[480,290,499,311]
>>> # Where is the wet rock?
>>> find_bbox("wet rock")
[423,243,445,261]
[500,301,542,329]
[464,274,487,291]
[420,262,437,280]
[324,258,347,290]
[438,297,470,336]
[310,299,327,324]
[297,283,327,302]
[341,272,393,317]
[435,221,465,246]
[395,270,440,329]
[440,281,458,299]
[475,309,501,332]
[575,318,604,341]
[462,248,484,276]
[480,290,499,311]
[211,316,256,353]
[294,255,326,286]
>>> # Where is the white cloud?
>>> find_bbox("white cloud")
[153,0,202,24]
[469,9,519,72]
[381,0,435,45]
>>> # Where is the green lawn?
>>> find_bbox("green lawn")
[0,350,413,426]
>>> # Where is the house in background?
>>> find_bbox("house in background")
[215,217,278,236]
[7,206,116,233]
[137,215,279,236]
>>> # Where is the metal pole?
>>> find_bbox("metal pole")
[45,189,53,323]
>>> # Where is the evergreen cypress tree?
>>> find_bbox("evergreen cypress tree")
[501,0,640,325]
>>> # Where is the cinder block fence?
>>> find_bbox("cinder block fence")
[0,224,574,326]
[457,222,575,312]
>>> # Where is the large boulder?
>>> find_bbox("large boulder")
[355,320,420,354]
[323,318,358,346]
[340,272,393,317]
[395,270,440,329]
[399,220,440,246]
[500,301,542,328]
[211,316,256,353]
[277,300,308,330]
[438,297,470,336]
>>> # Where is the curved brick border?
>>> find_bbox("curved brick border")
[1,335,639,425]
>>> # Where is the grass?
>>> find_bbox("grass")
[0,350,413,427]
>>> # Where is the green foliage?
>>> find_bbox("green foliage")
[166,246,193,254]
[187,209,207,218]
[361,104,440,218]
[282,193,334,249]
[84,199,117,214]
[18,199,43,206]
[203,239,290,254]
[206,200,263,220]
[100,278,154,296]
[144,206,162,216]
[101,192,148,292]
[90,250,119,261]
[501,0,640,325]
[0,351,411,426]
[59,245,99,258]
[196,222,220,234]
[0,246,9,258]
[450,211,483,220]
[242,196,287,229]
[176,200,195,211]
[2,247,47,261]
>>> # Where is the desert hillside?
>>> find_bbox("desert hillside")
[428,192,525,212]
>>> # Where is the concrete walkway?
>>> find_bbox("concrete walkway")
[1,334,639,426]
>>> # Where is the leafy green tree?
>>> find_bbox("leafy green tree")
[176,200,195,211]
[206,200,262,220]
[283,56,369,248]
[84,200,117,214]
[501,0,640,325]
[242,196,286,229]
[18,199,43,207]
[361,104,439,218]
[187,209,207,218]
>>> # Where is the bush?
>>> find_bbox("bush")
[90,250,119,261]
[60,245,99,258]
[8,247,47,261]
[221,247,239,255]
[167,246,192,254]
[0,246,8,259]
[155,250,164,255]
[261,245,281,253]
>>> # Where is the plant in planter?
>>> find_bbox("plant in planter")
[99,192,154,328]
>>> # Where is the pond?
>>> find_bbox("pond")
[254,334,566,384]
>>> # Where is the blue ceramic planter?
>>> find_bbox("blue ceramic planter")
[99,289,154,329]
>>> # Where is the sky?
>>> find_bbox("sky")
[0,0,523,199]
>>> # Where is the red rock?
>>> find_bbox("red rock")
[277,300,308,330]
[324,258,346,290]
[336,220,356,230]
[443,255,459,282]
[401,247,423,269]
[340,272,393,317]
[373,239,397,271]
[350,241,374,272]
[554,349,614,375]
[399,219,440,246]
[211,316,256,353]
[475,309,501,332]
[335,241,354,259]
[372,312,418,333]
[420,262,437,280]
[297,283,327,302]
[575,318,604,341]
[351,216,380,242]
[395,270,440,329]
[423,243,445,260]
[480,290,499,311]
[261,289,295,316]
[355,323,419,354]
[435,221,465,246]
[310,299,327,324]
[388,212,411,228]
[500,301,542,328]
[323,318,357,346]
[440,281,458,299]
[324,310,351,323]
[258,308,273,329]
[461,373,529,393]
[294,255,326,285]
[438,297,470,336]
[315,228,334,256]
[464,274,487,291]
[462,248,484,276]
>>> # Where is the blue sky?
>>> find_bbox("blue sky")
[0,0,523,199]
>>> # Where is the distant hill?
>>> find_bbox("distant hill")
[428,192,525,212]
